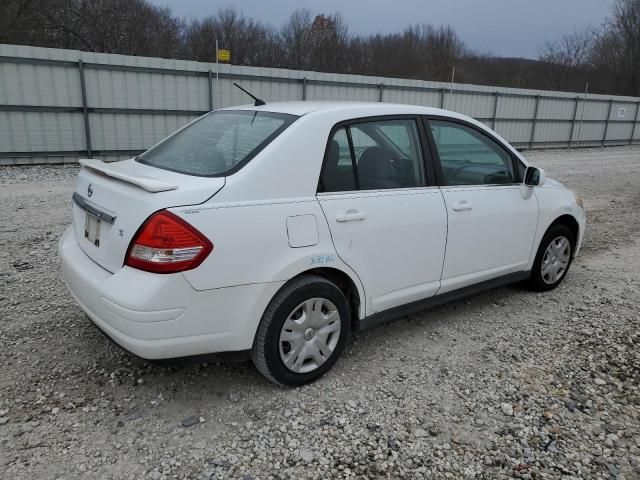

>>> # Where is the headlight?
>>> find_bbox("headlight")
[573,192,584,209]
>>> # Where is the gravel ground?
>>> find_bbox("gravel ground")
[1,146,639,480]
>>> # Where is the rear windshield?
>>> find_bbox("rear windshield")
[137,110,297,176]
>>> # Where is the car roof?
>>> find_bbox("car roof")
[217,101,463,119]
[216,101,528,165]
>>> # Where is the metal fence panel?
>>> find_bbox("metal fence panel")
[446,92,494,119]
[495,121,534,144]
[0,61,83,107]
[500,95,538,119]
[84,69,208,110]
[378,83,432,106]
[89,113,197,151]
[607,122,634,142]
[535,121,573,143]
[1,43,640,165]
[308,82,379,102]
[575,123,606,144]
[538,98,575,120]
[0,111,86,151]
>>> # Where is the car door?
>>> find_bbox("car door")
[426,117,538,293]
[316,116,447,315]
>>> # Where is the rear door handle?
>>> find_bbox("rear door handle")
[452,200,473,211]
[336,209,366,222]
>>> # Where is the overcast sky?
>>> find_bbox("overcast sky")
[150,0,615,59]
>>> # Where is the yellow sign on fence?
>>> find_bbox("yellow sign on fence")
[217,49,231,62]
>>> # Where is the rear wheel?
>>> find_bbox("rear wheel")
[251,275,350,386]
[528,224,575,291]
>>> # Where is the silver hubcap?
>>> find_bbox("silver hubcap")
[541,236,571,285]
[279,298,341,374]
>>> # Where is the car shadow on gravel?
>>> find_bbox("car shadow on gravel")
[346,283,526,342]
[90,282,532,393]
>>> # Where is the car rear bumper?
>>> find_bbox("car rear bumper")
[58,227,283,359]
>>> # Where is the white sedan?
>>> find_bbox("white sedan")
[59,101,586,385]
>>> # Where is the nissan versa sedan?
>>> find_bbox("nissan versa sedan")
[59,101,586,386]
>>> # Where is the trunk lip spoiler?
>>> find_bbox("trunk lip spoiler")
[72,192,117,224]
[79,159,178,193]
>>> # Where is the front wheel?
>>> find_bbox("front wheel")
[527,224,575,291]
[251,275,350,386]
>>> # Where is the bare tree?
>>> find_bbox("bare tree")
[359,24,466,81]
[592,0,640,95]
[5,0,183,57]
[281,9,313,69]
[421,25,467,81]
[538,29,595,91]
[307,13,349,72]
[0,0,62,46]
[183,8,279,66]
[280,10,349,72]
[345,35,373,75]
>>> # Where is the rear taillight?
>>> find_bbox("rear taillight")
[125,210,213,274]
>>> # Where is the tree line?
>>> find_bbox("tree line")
[2,0,640,96]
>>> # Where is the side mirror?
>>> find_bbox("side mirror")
[524,166,545,187]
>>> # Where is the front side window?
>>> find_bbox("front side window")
[321,119,426,192]
[137,110,297,176]
[429,120,516,186]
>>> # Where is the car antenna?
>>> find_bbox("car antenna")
[233,82,266,106]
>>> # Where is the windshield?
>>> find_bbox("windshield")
[137,110,297,176]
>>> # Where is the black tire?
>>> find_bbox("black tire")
[251,275,350,386]
[527,224,575,291]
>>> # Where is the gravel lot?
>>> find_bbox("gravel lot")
[1,146,639,480]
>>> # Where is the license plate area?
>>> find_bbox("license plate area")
[84,212,102,247]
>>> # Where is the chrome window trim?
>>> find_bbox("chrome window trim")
[438,183,522,189]
[316,185,441,196]
[72,192,117,224]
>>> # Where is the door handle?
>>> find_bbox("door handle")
[452,200,473,211]
[336,209,366,222]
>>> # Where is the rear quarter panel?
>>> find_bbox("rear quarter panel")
[172,199,366,317]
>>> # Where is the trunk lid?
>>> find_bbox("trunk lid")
[71,158,224,273]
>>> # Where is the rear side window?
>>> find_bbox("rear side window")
[323,128,357,192]
[321,119,426,192]
[137,110,297,176]
[429,120,516,186]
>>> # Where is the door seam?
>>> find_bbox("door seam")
[314,196,368,317]
[435,187,449,297]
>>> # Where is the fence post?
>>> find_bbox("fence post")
[491,92,499,129]
[78,59,92,157]
[630,101,640,145]
[569,96,580,148]
[208,70,213,110]
[440,88,446,109]
[302,77,307,100]
[603,99,614,146]
[378,83,384,102]
[529,95,540,149]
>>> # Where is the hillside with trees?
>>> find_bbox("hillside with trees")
[2,0,639,96]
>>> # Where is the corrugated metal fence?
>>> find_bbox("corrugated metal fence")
[2,43,640,165]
